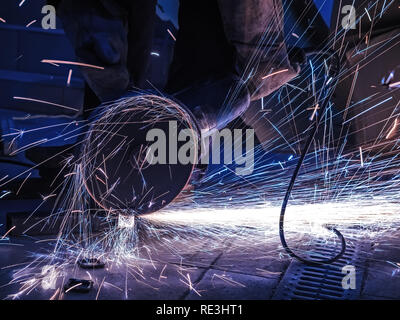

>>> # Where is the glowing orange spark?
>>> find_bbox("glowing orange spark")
[309,104,320,121]
[65,283,82,293]
[2,226,16,239]
[50,288,60,300]
[16,172,32,195]
[386,118,399,140]
[41,59,104,70]
[13,96,79,112]
[167,29,176,41]
[26,20,36,27]
[359,147,364,168]
[67,69,72,86]
[262,69,289,80]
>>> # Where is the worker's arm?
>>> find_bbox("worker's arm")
[218,0,301,101]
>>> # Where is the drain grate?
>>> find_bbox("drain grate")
[273,241,369,300]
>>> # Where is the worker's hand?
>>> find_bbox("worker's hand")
[57,0,130,102]
[173,73,251,131]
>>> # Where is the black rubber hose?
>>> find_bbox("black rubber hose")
[279,51,346,265]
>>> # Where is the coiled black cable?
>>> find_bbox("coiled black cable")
[279,49,346,265]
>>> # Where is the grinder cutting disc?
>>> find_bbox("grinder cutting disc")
[81,94,200,215]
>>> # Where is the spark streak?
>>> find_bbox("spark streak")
[67,69,72,86]
[41,60,105,70]
[13,96,80,112]
[2,226,16,239]
[167,29,176,41]
[389,81,400,88]
[25,20,36,28]
[262,69,289,80]
[386,118,399,139]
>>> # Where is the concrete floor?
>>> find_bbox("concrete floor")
[0,233,288,300]
[0,227,399,300]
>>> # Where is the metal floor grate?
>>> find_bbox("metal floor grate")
[273,241,369,300]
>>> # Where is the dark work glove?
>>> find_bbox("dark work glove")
[173,73,251,131]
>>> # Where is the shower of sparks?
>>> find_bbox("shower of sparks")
[1,0,400,300]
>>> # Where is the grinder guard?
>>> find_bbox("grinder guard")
[81,94,201,216]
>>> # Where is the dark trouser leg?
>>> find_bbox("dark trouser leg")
[56,0,156,102]
[126,0,157,88]
[166,0,250,131]
[166,0,236,93]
